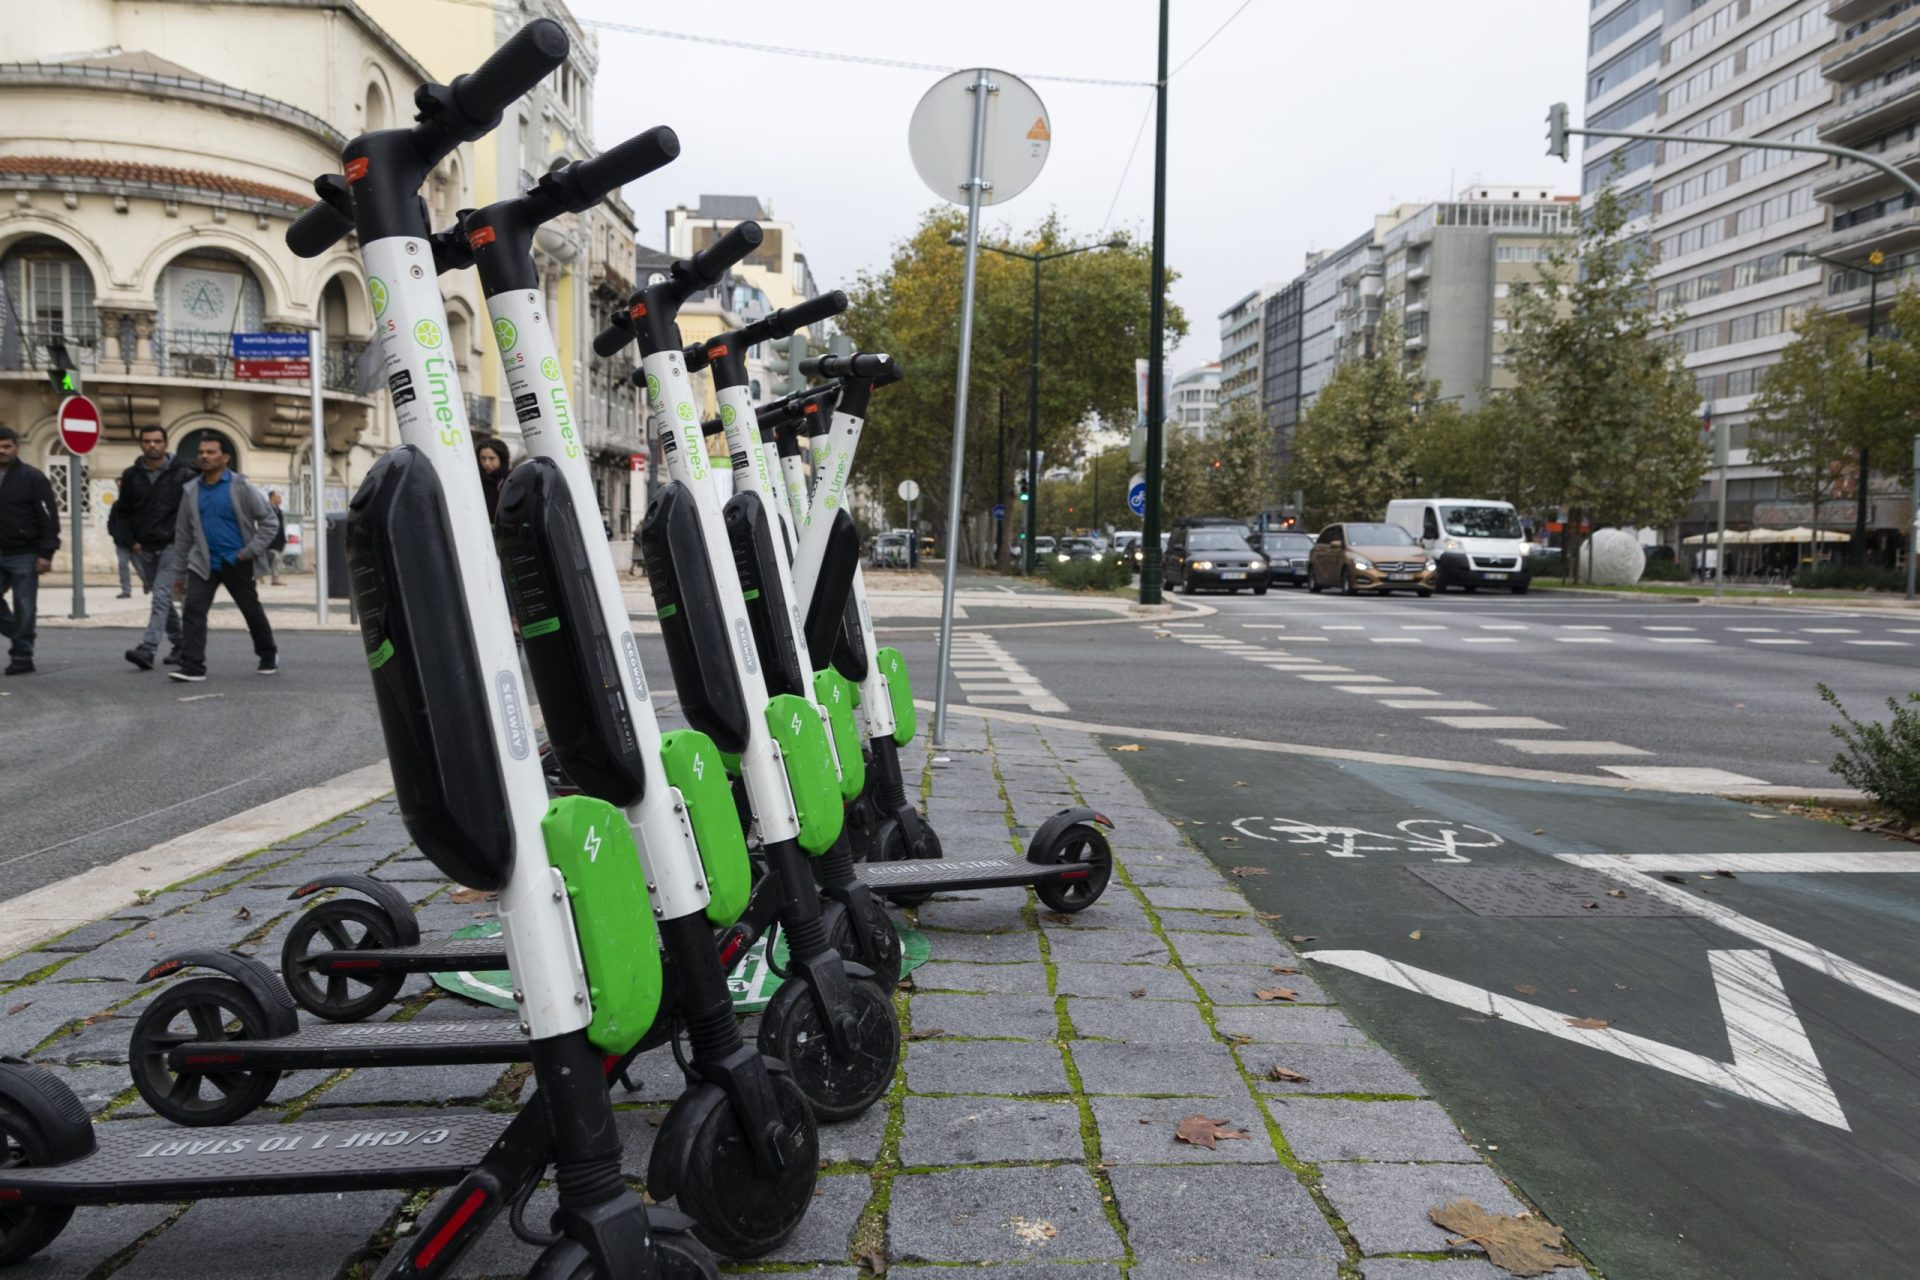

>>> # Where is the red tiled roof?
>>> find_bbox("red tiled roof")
[0,156,309,208]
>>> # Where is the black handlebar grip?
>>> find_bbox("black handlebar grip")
[686,222,763,286]
[681,342,711,373]
[802,352,894,380]
[286,196,354,259]
[594,317,634,358]
[767,291,848,338]
[565,126,680,209]
[451,18,571,127]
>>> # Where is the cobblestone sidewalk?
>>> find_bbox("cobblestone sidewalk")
[0,715,1579,1279]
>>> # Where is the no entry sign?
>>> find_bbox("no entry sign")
[56,395,101,455]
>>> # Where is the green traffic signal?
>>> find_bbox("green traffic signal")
[1546,102,1570,161]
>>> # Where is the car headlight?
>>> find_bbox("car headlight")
[1190,560,1212,570]
[1057,554,1070,562]
[1351,557,1372,571]
[1425,559,1437,571]
[1249,560,1264,571]
[1520,543,1533,557]
[1091,553,1103,561]
[1444,538,1461,552]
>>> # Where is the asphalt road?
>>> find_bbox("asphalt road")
[913,588,1920,791]
[1112,737,1920,1280]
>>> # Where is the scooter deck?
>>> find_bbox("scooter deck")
[852,858,1092,893]
[172,1016,525,1071]
[0,1112,510,1203]
[313,935,508,977]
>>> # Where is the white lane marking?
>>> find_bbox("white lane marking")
[1649,637,1715,645]
[1427,715,1563,730]
[1893,628,1920,635]
[1846,640,1908,647]
[1555,636,1615,644]
[1748,638,1810,646]
[1563,625,1612,631]
[1559,854,1920,1023]
[1333,684,1405,693]
[1304,949,1847,1130]
[1802,628,1859,634]
[1370,637,1423,644]
[1279,635,1330,643]
[1579,851,1920,873]
[950,633,1068,715]
[1497,739,1653,756]
[1599,766,1767,786]
[1162,622,1203,628]
[1401,624,1448,630]
[1727,627,1778,633]
[1380,699,1493,710]
[1358,686,1440,696]
[1480,623,1529,630]
[1240,623,1290,629]
[1461,637,1518,644]
[1644,626,1696,632]
[1301,673,1384,682]
[1322,625,1365,631]
[1276,664,1351,673]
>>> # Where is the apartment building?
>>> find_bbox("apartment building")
[1260,280,1304,470]
[1170,363,1222,438]
[1583,0,1664,222]
[1216,289,1265,408]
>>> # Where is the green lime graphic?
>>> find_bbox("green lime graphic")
[368,277,388,317]
[719,404,737,427]
[493,317,517,351]
[413,319,442,349]
[676,402,695,421]
[540,356,562,381]
[645,373,661,405]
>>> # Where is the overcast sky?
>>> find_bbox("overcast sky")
[579,0,1592,373]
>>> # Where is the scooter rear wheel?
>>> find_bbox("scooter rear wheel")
[758,975,899,1123]
[1034,824,1114,914]
[129,977,282,1126]
[827,897,903,995]
[668,1072,819,1257]
[546,1232,720,1279]
[0,1073,85,1266]
[280,898,406,1022]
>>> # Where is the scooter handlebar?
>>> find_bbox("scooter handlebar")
[558,126,680,212]
[762,291,847,340]
[451,19,571,131]
[594,317,633,358]
[800,352,894,380]
[286,180,354,258]
[679,222,763,294]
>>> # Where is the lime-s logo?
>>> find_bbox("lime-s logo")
[541,357,562,381]
[645,373,662,405]
[414,320,442,348]
[720,404,737,428]
[583,824,602,863]
[493,317,517,351]
[676,402,695,421]
[368,278,389,318]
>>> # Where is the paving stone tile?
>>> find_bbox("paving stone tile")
[899,1095,1082,1166]
[1269,1099,1476,1163]
[1037,928,1169,965]
[1035,895,1149,931]
[1357,1261,1511,1280]
[1321,1163,1527,1256]
[1048,961,1193,1000]
[1090,1096,1277,1164]
[307,1061,509,1108]
[613,1105,668,1180]
[917,895,1028,932]
[1,1202,178,1279]
[911,961,1049,996]
[888,1166,1121,1263]
[1210,1005,1368,1046]
[910,993,1059,1041]
[1070,1042,1244,1098]
[113,1190,402,1279]
[1107,1164,1341,1266]
[3,984,127,1055]
[33,1063,134,1115]
[1064,996,1211,1044]
[1239,1044,1426,1096]
[37,919,139,953]
[1157,910,1266,937]
[1129,1262,1338,1280]
[1166,931,1293,967]
[758,1173,869,1263]
[1187,965,1329,1007]
[1120,861,1236,890]
[1134,884,1247,912]
[906,1039,1068,1096]
[918,928,1042,964]
[817,1095,890,1164]
[0,951,63,984]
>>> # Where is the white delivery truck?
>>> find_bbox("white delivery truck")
[1385,498,1533,594]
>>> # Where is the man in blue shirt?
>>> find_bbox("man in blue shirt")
[169,436,278,681]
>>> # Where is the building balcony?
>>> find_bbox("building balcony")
[1405,260,1429,282]
[1831,0,1898,27]
[1818,73,1920,147]
[1814,135,1920,203]
[1824,7,1920,81]
[1809,204,1920,255]
[1404,296,1430,315]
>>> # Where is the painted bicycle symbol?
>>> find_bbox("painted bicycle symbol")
[1229,816,1504,864]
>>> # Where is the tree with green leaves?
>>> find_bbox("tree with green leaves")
[1860,285,1920,563]
[1402,392,1556,520]
[1748,307,1872,557]
[1503,181,1706,578]
[1162,398,1276,525]
[1035,443,1134,541]
[1286,313,1430,524]
[838,209,1186,565]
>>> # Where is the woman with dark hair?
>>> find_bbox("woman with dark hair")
[475,438,512,521]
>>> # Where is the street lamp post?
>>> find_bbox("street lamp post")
[955,234,1123,574]
[1788,247,1890,567]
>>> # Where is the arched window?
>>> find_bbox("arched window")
[318,276,372,392]
[153,250,265,378]
[1,237,99,369]
[43,441,90,518]
[366,80,390,131]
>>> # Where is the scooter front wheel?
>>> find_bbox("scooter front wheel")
[0,1066,88,1266]
[827,898,903,995]
[129,977,282,1126]
[1033,823,1114,914]
[543,1232,720,1280]
[662,1072,819,1257]
[280,898,406,1022]
[758,975,899,1123]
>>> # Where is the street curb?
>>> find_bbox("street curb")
[1533,586,1919,613]
[0,761,394,956]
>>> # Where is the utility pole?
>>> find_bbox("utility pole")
[996,388,1007,569]
[1140,0,1170,606]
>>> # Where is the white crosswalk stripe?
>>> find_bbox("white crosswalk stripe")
[947,633,1067,714]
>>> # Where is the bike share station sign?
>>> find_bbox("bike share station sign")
[1108,741,1920,1278]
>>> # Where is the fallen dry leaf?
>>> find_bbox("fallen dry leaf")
[1255,987,1299,1002]
[906,1027,947,1041]
[1173,1115,1250,1150]
[1428,1198,1580,1276]
[1270,965,1300,975]
[1041,912,1075,925]
[1514,983,1538,995]
[449,888,497,905]
[1715,869,1737,878]
[1565,1016,1609,1031]
[1129,987,1148,998]
[1227,1034,1256,1047]
[856,1246,889,1276]
[1229,866,1267,878]
[1580,900,1599,910]
[1007,1216,1058,1246]
[1218,835,1240,843]
[1661,874,1687,885]
[1268,1065,1310,1083]
[231,906,252,922]
[1532,828,1545,836]
[1232,779,1248,787]
[1409,929,1424,941]
[6,1001,30,1016]
[1208,912,1244,921]
[1257,912,1283,922]
[1112,743,1144,752]
[1289,934,1317,944]
[1606,889,1626,899]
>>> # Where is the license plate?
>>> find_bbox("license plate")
[1388,573,1414,581]
[1221,571,1245,580]
[1485,572,1508,581]
[1275,560,1292,567]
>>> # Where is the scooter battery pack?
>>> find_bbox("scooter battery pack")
[640,481,752,753]
[723,490,808,699]
[346,447,514,890]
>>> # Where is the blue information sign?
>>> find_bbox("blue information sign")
[232,332,312,359]
[992,503,1006,520]
[1127,479,1147,517]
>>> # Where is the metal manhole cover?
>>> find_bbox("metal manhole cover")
[1406,866,1690,917]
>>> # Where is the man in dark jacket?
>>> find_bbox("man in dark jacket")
[112,426,196,670]
[0,426,60,676]
[170,435,278,681]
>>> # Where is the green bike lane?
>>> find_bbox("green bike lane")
[1110,737,1920,1280]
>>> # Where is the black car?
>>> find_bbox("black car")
[1261,532,1316,587]
[1163,525,1267,595]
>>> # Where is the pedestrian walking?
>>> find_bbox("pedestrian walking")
[0,426,59,676]
[476,437,512,522]
[262,490,287,585]
[113,540,134,597]
[169,436,278,681]
[112,426,196,671]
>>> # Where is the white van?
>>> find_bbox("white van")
[1385,498,1532,594]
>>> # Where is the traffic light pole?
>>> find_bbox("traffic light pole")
[68,460,85,620]
[1026,258,1040,576]
[1139,0,1170,607]
[1552,116,1920,204]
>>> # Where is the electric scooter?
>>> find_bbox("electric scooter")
[0,23,713,1279]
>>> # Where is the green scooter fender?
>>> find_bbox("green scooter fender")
[876,647,916,747]
[659,728,752,926]
[541,795,663,1055]
[813,668,866,802]
[765,692,844,854]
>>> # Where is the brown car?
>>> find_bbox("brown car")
[1306,522,1436,597]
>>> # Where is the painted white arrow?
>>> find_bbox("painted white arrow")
[1305,948,1848,1131]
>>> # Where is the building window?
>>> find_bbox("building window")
[1589,32,1660,100]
